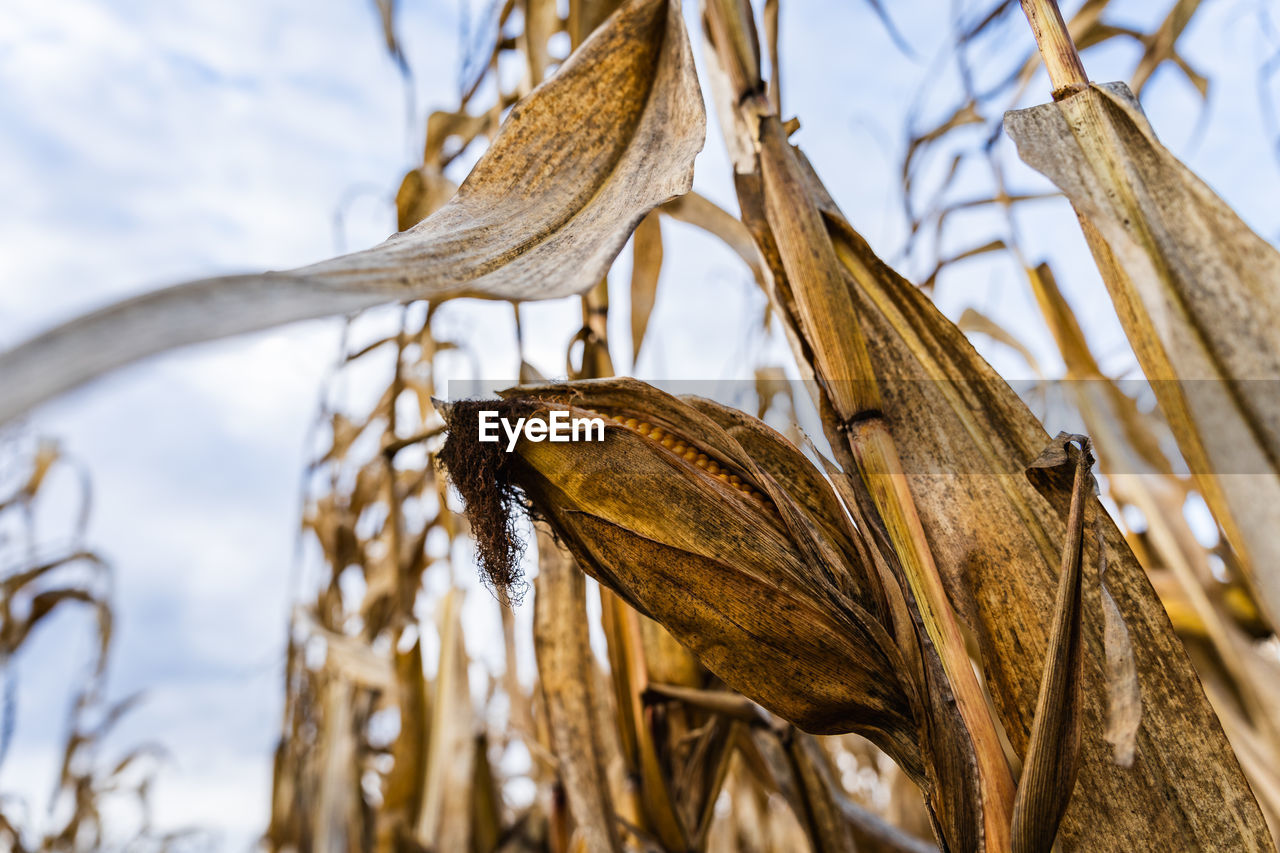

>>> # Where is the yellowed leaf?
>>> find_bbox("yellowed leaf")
[1006,82,1280,629]
[629,211,663,364]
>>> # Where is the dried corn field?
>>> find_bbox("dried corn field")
[3,0,1280,850]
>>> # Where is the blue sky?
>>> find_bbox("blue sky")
[1,0,1277,848]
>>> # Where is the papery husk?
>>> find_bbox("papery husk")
[440,380,924,777]
[527,391,917,753]
[1004,81,1280,630]
[0,0,705,426]
[811,176,1271,849]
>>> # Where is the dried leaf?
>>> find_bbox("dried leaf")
[0,0,705,425]
[422,108,493,166]
[396,166,458,231]
[1012,434,1094,853]
[599,589,688,850]
[787,734,858,853]
[533,529,622,853]
[370,0,409,73]
[520,0,561,87]
[22,440,60,499]
[763,0,780,113]
[629,211,664,364]
[1024,261,1174,477]
[958,307,1043,377]
[1005,81,1280,628]
[817,197,1270,848]
[380,639,429,847]
[1130,0,1205,96]
[923,239,1009,289]
[313,678,364,852]
[418,589,474,848]
[466,735,501,851]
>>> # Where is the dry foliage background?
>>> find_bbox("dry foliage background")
[3,0,1280,851]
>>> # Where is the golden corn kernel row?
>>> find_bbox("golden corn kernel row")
[578,408,766,504]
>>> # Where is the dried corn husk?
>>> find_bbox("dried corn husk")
[439,378,1084,848]
[694,1,1268,843]
[441,381,919,759]
[1012,435,1094,852]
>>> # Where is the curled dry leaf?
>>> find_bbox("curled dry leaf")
[1012,434,1094,853]
[1004,81,1280,629]
[629,211,664,364]
[0,0,705,426]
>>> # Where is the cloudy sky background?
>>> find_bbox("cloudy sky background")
[2,0,1278,848]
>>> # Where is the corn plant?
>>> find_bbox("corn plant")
[3,0,1279,850]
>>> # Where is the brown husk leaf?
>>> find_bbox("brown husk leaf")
[438,378,924,775]
[1012,434,1094,852]
[817,192,1271,848]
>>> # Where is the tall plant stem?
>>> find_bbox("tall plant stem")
[850,413,1016,851]
[701,2,1016,845]
[1018,0,1089,97]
